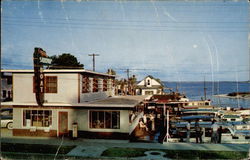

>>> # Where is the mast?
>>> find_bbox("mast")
[204,76,207,100]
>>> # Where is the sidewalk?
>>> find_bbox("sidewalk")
[2,136,250,159]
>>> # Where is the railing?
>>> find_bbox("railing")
[129,111,144,135]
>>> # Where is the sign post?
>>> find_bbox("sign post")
[33,47,52,106]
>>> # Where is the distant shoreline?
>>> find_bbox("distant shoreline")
[214,94,250,100]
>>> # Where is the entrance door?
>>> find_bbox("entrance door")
[58,112,68,136]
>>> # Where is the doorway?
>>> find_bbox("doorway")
[58,112,68,136]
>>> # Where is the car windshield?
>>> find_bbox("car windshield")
[1,115,13,120]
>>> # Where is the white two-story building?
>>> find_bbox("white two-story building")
[136,75,164,95]
[1,69,148,139]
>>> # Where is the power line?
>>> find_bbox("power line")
[3,22,248,33]
[3,20,248,29]
[3,16,249,24]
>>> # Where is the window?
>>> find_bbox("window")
[147,79,150,85]
[82,76,90,93]
[7,77,12,85]
[33,76,57,93]
[145,91,154,95]
[2,90,6,98]
[7,91,11,98]
[89,111,120,129]
[45,76,57,93]
[23,110,52,127]
[93,78,98,92]
[103,79,107,91]
[98,79,103,91]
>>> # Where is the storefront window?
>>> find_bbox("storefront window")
[89,111,120,129]
[23,110,52,127]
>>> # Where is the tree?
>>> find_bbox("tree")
[49,53,84,69]
[129,75,137,95]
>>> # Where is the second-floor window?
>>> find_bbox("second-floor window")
[45,76,57,93]
[147,79,150,86]
[93,78,98,92]
[33,76,57,93]
[82,76,90,93]
[103,79,107,91]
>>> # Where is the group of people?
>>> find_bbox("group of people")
[138,113,155,132]
[186,119,221,143]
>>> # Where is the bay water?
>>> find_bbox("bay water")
[163,81,250,108]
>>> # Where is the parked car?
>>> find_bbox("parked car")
[1,108,13,129]
[1,115,13,129]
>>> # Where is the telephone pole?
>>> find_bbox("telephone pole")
[88,54,99,71]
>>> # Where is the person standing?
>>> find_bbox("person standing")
[211,120,219,143]
[218,126,222,143]
[186,120,191,142]
[149,113,155,131]
[195,119,202,143]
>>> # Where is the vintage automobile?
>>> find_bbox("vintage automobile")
[1,108,13,129]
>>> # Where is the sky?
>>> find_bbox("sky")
[1,0,249,81]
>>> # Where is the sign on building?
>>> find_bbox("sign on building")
[33,47,52,106]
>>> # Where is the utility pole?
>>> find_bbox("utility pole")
[88,54,99,71]
[126,69,130,95]
[126,69,130,80]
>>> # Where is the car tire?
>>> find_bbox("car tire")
[7,122,13,130]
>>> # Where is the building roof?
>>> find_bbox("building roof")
[1,69,115,77]
[87,95,150,107]
[137,75,164,87]
[1,95,151,108]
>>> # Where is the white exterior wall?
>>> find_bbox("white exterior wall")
[136,76,162,95]
[13,73,115,103]
[46,74,79,103]
[13,108,22,129]
[75,109,129,133]
[13,107,76,136]
[13,73,79,103]
[14,107,130,134]
[13,74,35,103]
